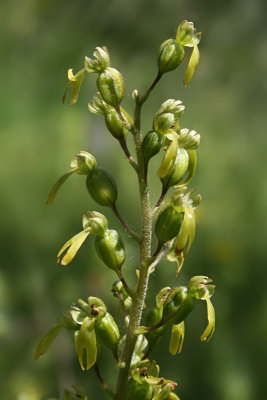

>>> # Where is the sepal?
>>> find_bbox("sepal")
[176,20,195,45]
[35,325,63,360]
[83,211,108,236]
[153,99,185,134]
[84,46,110,73]
[178,128,200,150]
[158,39,184,74]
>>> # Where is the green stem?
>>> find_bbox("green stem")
[112,204,141,243]
[139,71,162,105]
[114,85,153,400]
[94,364,115,399]
[118,137,139,173]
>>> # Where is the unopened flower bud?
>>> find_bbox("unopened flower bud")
[83,211,108,236]
[94,229,125,272]
[60,309,84,329]
[158,99,185,117]
[178,128,200,149]
[71,151,97,175]
[142,131,163,163]
[86,167,118,208]
[85,46,110,73]
[132,89,139,101]
[97,67,125,107]
[155,113,175,134]
[88,92,110,115]
[176,20,195,45]
[158,39,184,75]
[155,204,184,245]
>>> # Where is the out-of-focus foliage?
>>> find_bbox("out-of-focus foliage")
[1,0,267,399]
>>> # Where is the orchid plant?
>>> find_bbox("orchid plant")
[35,21,215,400]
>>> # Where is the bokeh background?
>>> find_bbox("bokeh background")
[1,0,267,399]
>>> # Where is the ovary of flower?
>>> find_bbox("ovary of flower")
[57,228,91,266]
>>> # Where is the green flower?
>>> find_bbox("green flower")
[57,212,107,266]
[46,151,97,204]
[167,189,201,274]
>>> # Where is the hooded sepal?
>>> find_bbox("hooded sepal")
[84,46,110,73]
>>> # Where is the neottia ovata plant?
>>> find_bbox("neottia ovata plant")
[35,21,216,400]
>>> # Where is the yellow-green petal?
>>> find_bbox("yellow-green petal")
[157,131,178,179]
[57,230,91,266]
[74,317,97,371]
[175,149,197,187]
[176,207,196,257]
[169,321,185,355]
[183,45,200,87]
[200,293,215,342]
[35,325,63,360]
[62,68,85,106]
[46,169,77,205]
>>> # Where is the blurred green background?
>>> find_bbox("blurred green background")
[1,0,267,399]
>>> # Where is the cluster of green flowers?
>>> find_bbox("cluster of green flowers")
[36,21,215,400]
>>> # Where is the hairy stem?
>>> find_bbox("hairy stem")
[114,86,153,400]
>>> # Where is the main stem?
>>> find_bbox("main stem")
[114,96,153,400]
